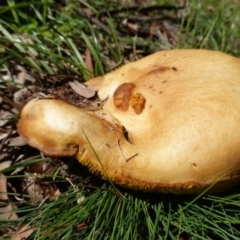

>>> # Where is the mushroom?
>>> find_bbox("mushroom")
[17,49,240,194]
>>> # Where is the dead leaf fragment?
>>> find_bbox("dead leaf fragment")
[85,47,94,78]
[69,81,95,98]
[12,220,34,240]
[0,172,18,220]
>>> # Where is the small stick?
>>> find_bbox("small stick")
[117,139,138,162]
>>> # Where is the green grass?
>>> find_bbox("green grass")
[178,0,240,54]
[1,0,240,239]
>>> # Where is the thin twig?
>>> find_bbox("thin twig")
[117,139,138,162]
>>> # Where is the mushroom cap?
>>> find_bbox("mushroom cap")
[18,49,240,194]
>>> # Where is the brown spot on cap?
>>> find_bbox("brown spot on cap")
[146,66,170,76]
[129,93,146,114]
[113,83,135,111]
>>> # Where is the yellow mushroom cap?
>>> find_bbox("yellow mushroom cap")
[18,49,240,194]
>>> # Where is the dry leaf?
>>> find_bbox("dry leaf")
[7,136,26,147]
[0,163,33,240]
[14,86,38,104]
[0,130,10,141]
[23,175,44,200]
[69,81,95,98]
[85,47,94,78]
[12,220,34,240]
[0,172,18,220]
[0,111,13,127]
[16,71,27,85]
[0,161,12,172]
